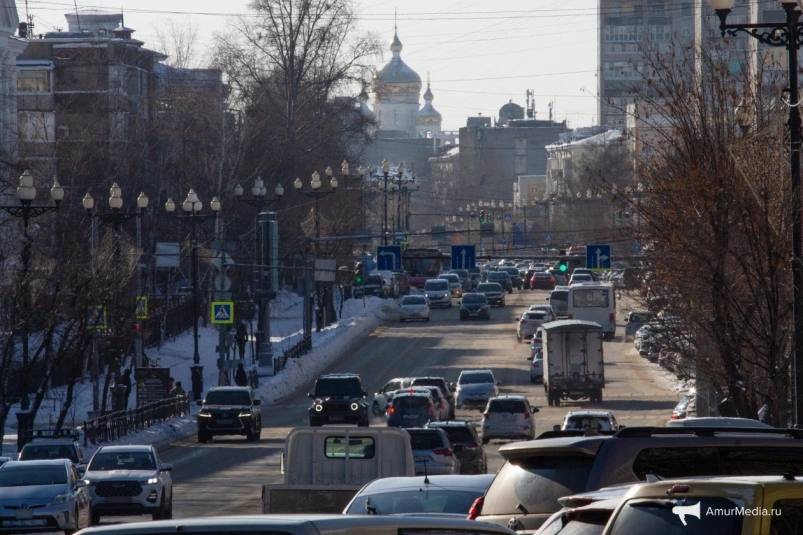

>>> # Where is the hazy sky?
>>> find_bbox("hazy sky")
[23,0,600,130]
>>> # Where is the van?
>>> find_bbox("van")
[424,278,452,308]
[567,283,616,338]
[548,287,569,317]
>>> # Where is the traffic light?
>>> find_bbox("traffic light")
[558,260,569,273]
[353,262,364,285]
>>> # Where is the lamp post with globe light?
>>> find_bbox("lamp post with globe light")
[164,189,221,401]
[0,170,63,414]
[710,0,803,423]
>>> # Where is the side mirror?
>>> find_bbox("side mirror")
[161,464,173,472]
[254,399,261,406]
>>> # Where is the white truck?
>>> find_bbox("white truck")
[261,426,415,514]
[542,319,605,406]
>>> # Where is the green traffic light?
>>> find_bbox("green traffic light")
[559,263,568,272]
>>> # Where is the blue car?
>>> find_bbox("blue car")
[387,392,435,428]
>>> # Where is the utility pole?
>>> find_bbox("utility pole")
[256,212,278,369]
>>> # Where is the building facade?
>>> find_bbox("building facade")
[0,1,26,168]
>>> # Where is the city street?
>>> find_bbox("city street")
[127,290,681,520]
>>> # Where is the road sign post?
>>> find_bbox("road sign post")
[211,301,235,325]
[451,245,476,270]
[377,245,402,271]
[586,244,612,270]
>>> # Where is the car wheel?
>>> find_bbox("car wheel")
[64,508,79,535]
[153,495,165,520]
[163,494,173,519]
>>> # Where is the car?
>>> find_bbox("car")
[455,369,499,410]
[572,268,595,279]
[424,278,452,308]
[406,428,460,475]
[460,293,491,321]
[399,294,430,322]
[561,410,620,432]
[499,267,523,289]
[449,269,471,291]
[390,271,411,296]
[516,310,552,342]
[426,421,487,474]
[411,386,449,422]
[18,430,87,474]
[522,268,536,290]
[353,274,386,298]
[602,475,803,535]
[438,273,463,297]
[664,416,772,428]
[476,282,505,306]
[486,271,513,293]
[671,393,697,420]
[343,474,495,515]
[197,386,262,442]
[84,445,173,524]
[548,287,569,317]
[410,377,457,420]
[624,311,654,340]
[530,271,557,290]
[569,273,594,285]
[371,377,413,415]
[0,459,90,534]
[535,497,624,535]
[387,392,437,428]
[468,268,482,289]
[529,350,543,384]
[481,395,538,444]
[0,458,9,468]
[308,373,369,427]
[475,426,803,531]
[70,515,517,535]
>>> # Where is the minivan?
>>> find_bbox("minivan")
[424,278,452,308]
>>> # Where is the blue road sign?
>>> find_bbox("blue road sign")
[586,244,612,270]
[377,245,402,271]
[211,301,234,325]
[451,245,476,270]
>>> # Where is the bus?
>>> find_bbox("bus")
[402,248,450,288]
[567,283,616,339]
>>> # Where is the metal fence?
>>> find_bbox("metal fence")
[82,394,189,447]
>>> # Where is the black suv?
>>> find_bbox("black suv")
[427,420,487,474]
[308,373,369,426]
[197,387,262,442]
[476,426,803,531]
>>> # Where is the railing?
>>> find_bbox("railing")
[82,394,190,447]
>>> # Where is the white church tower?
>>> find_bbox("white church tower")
[372,28,422,137]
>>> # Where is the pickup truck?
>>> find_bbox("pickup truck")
[261,427,415,514]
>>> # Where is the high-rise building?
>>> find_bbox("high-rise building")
[0,1,26,166]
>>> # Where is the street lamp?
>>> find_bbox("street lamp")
[711,0,803,423]
[0,170,63,414]
[164,188,220,401]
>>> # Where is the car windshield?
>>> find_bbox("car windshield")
[463,294,487,304]
[573,289,610,307]
[459,371,494,384]
[525,312,548,320]
[314,377,362,397]
[409,431,446,450]
[488,399,527,413]
[88,451,156,471]
[411,378,448,392]
[436,426,475,444]
[571,274,593,282]
[478,283,502,292]
[440,274,459,283]
[346,489,483,515]
[609,498,743,535]
[20,444,78,463]
[551,290,568,301]
[205,389,252,405]
[425,281,448,291]
[401,296,426,305]
[565,416,612,431]
[0,465,68,487]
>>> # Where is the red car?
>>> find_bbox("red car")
[529,271,557,290]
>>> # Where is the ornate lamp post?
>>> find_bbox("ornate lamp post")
[165,189,221,401]
[0,170,63,413]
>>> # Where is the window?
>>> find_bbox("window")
[205,389,252,405]
[632,447,803,479]
[89,451,156,471]
[409,431,446,450]
[573,289,610,308]
[770,499,803,534]
[609,498,743,535]
[324,436,375,459]
[488,399,527,413]
[314,377,362,397]
[17,70,51,93]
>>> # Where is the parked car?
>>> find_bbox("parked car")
[84,445,173,524]
[424,278,452,308]
[624,311,654,340]
[477,282,505,306]
[197,386,262,442]
[530,349,543,384]
[455,369,499,410]
[372,377,413,415]
[548,287,569,317]
[516,310,552,342]
[406,428,460,475]
[387,392,436,428]
[0,459,90,533]
[426,421,487,474]
[561,410,620,432]
[438,272,464,297]
[399,294,430,322]
[343,474,494,515]
[73,514,517,535]
[475,426,803,531]
[481,395,537,444]
[307,373,369,427]
[411,377,456,420]
[460,293,491,321]
[530,271,558,290]
[486,271,513,293]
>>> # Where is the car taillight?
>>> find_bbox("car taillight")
[386,405,395,416]
[433,447,453,457]
[467,496,484,520]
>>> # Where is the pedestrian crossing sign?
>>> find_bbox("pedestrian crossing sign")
[135,296,149,320]
[211,301,234,325]
[87,305,107,331]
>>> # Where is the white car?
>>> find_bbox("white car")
[481,395,537,443]
[84,445,173,524]
[569,273,594,285]
[399,295,430,322]
[529,349,543,384]
[424,279,452,308]
[455,369,499,409]
[561,410,619,432]
[516,310,551,342]
[371,377,413,415]
[528,304,557,321]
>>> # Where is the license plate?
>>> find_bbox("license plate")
[4,519,46,527]
[217,418,234,425]
[329,415,344,421]
[14,510,33,520]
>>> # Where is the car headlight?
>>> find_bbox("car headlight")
[350,402,360,411]
[51,493,69,505]
[238,412,253,418]
[198,410,212,418]
[146,477,159,485]
[314,404,324,412]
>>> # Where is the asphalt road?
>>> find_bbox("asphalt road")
[100,289,679,523]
